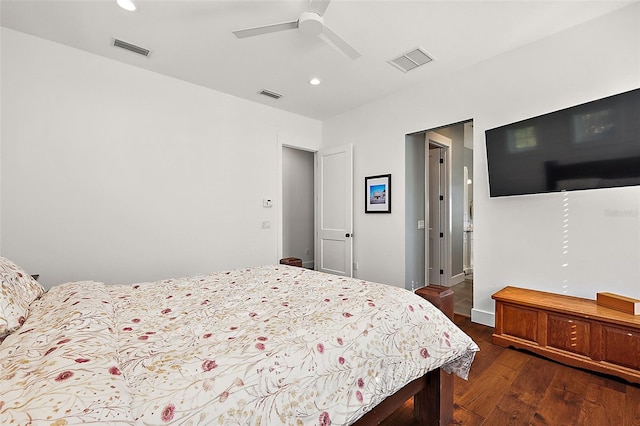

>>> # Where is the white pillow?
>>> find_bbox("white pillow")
[0,257,45,339]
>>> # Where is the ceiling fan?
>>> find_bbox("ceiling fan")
[232,0,361,60]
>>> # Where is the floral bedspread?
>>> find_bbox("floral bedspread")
[0,265,478,425]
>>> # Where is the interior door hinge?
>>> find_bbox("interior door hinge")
[439,158,444,164]
[440,232,444,238]
[439,269,444,275]
[439,195,444,201]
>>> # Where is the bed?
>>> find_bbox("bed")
[0,257,478,425]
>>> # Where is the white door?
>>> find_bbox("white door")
[316,144,353,277]
[428,148,443,285]
[425,131,451,286]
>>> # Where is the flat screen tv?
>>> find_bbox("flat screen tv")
[485,88,640,197]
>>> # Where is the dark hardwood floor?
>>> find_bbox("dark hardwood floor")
[380,315,640,425]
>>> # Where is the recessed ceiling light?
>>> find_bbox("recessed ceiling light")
[309,78,321,86]
[117,0,137,12]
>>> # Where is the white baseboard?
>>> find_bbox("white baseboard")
[449,273,465,286]
[302,261,314,270]
[471,308,494,327]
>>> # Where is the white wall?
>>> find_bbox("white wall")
[1,28,321,288]
[323,4,640,326]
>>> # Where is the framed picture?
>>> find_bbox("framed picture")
[365,174,391,213]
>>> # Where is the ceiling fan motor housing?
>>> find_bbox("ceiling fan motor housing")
[298,11,324,36]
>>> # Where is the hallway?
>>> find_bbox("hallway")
[452,279,473,317]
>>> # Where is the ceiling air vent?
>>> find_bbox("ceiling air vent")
[258,89,283,100]
[113,38,151,57]
[388,47,433,73]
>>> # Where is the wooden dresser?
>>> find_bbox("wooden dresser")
[492,286,640,384]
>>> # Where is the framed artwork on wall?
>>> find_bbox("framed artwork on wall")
[365,174,391,213]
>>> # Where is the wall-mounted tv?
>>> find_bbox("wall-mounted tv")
[485,88,640,197]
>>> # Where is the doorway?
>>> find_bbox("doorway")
[280,144,354,276]
[281,146,315,269]
[404,120,474,316]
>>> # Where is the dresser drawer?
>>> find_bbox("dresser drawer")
[602,326,640,370]
[547,314,590,356]
[502,303,538,342]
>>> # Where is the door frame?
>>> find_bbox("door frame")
[277,140,353,277]
[425,131,452,287]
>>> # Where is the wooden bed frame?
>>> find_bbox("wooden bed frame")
[353,285,455,426]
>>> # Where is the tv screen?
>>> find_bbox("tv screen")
[485,88,640,197]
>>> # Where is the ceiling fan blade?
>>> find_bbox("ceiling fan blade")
[321,25,361,60]
[308,0,331,16]
[233,20,298,39]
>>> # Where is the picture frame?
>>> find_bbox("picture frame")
[365,174,391,213]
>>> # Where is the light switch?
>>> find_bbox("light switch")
[263,199,273,208]
[418,220,425,229]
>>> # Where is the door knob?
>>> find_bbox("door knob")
[345,233,352,237]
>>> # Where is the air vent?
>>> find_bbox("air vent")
[258,89,283,100]
[113,38,150,57]
[388,47,433,73]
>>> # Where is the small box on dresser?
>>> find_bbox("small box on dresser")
[597,292,640,315]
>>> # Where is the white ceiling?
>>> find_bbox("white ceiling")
[1,0,635,120]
